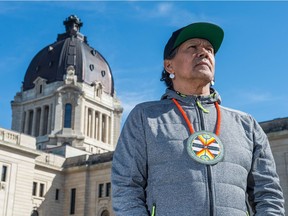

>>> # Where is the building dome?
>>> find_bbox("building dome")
[23,15,114,96]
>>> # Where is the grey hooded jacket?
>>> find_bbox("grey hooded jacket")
[111,89,284,216]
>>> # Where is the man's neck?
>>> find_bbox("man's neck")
[173,82,211,96]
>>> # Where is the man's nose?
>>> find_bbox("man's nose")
[197,47,209,57]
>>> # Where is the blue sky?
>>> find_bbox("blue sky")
[0,1,288,129]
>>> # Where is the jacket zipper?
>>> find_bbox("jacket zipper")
[207,166,214,216]
[195,97,214,216]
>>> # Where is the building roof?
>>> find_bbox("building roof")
[260,117,288,133]
[63,151,113,168]
[23,15,114,96]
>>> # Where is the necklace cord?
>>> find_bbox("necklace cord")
[172,98,194,134]
[172,98,221,136]
[214,102,221,135]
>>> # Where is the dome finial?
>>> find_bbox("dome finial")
[63,15,83,35]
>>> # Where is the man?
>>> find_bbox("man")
[111,22,285,215]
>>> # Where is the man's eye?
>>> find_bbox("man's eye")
[188,45,196,49]
[207,48,214,54]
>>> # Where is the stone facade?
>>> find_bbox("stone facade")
[0,128,39,216]
[260,117,288,214]
[0,127,115,216]
[11,74,122,154]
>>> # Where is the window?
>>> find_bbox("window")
[22,111,26,133]
[70,188,76,215]
[101,70,106,77]
[89,64,94,71]
[35,108,41,136]
[91,49,97,56]
[64,103,72,128]
[39,183,45,197]
[39,85,43,94]
[32,182,37,196]
[96,88,100,97]
[32,182,45,197]
[98,183,104,198]
[1,165,7,182]
[55,188,59,200]
[106,182,111,197]
[28,110,34,135]
[42,106,49,135]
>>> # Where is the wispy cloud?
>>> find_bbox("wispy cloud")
[117,88,158,126]
[221,88,288,122]
[155,2,200,27]
[114,64,164,124]
[129,2,211,28]
[0,2,23,15]
[244,92,274,103]
[47,1,109,13]
[0,1,109,16]
[223,88,282,108]
[156,2,173,16]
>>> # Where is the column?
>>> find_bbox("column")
[99,113,102,142]
[50,103,55,133]
[110,114,114,145]
[87,109,91,137]
[32,108,37,136]
[47,105,51,134]
[84,106,88,136]
[24,110,29,134]
[108,116,112,144]
[105,115,109,144]
[91,110,95,139]
[95,112,99,140]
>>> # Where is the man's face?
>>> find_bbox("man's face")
[166,38,215,85]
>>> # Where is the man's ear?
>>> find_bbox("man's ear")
[164,59,173,73]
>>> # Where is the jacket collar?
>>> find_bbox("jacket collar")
[161,88,221,105]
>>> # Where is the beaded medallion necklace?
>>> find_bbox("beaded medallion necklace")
[172,98,224,165]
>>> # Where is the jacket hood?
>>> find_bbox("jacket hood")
[161,88,221,105]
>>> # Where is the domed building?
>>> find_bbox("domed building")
[1,15,123,216]
[11,15,123,155]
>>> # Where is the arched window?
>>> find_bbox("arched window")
[28,110,34,135]
[31,210,39,216]
[42,105,49,135]
[101,210,110,216]
[64,103,72,128]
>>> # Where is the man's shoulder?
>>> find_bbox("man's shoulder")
[220,105,256,123]
[134,99,170,110]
